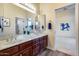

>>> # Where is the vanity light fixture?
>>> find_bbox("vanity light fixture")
[13,3,36,14]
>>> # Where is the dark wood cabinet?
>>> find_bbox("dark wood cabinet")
[13,52,20,56]
[19,40,32,51]
[32,38,40,56]
[19,40,33,56]
[33,45,40,56]
[43,35,48,49]
[39,37,44,52]
[0,45,19,56]
[0,35,48,56]
[21,46,33,56]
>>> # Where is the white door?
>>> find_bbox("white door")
[54,4,76,55]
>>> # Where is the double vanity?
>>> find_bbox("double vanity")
[0,14,47,56]
[0,33,48,56]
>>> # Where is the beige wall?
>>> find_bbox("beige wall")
[0,4,4,16]
[39,3,69,49]
[32,3,40,14]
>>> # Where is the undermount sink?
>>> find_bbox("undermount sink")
[11,38,23,43]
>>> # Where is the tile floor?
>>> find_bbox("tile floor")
[38,49,71,56]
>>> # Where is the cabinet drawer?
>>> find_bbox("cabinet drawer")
[0,45,18,56]
[19,41,32,51]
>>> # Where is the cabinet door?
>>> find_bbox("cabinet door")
[32,38,40,56]
[22,46,33,56]
[33,43,40,56]
[19,40,32,51]
[43,35,48,49]
[0,45,19,56]
[39,37,44,52]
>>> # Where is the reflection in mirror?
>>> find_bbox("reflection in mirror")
[0,17,3,33]
[27,17,33,35]
[15,17,25,35]
[23,20,27,34]
[35,19,40,31]
[35,15,46,32]
[15,17,34,35]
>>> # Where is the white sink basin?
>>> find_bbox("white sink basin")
[11,38,22,43]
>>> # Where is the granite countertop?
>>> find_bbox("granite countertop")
[0,32,47,50]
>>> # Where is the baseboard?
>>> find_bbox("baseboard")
[47,47,56,51]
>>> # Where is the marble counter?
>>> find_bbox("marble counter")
[0,32,47,50]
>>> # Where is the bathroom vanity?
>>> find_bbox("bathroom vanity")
[0,34,48,56]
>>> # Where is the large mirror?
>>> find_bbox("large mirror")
[15,15,46,35]
[35,19,40,32]
[35,15,46,32]
[27,17,33,35]
[15,17,26,35]
[15,17,34,35]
